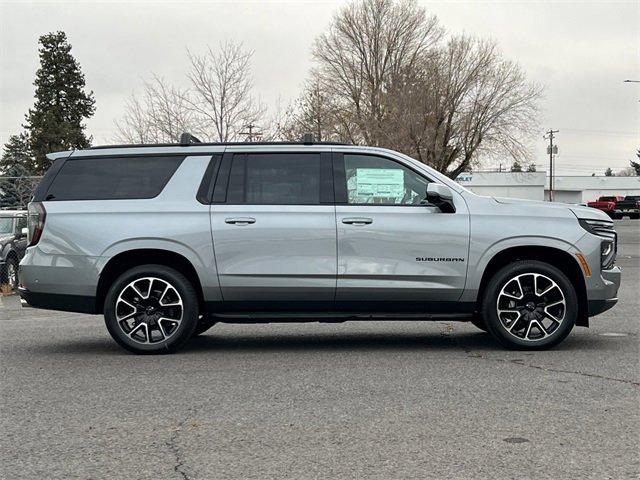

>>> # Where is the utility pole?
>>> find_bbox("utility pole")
[240,123,262,142]
[544,129,559,202]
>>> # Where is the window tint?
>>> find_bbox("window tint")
[45,156,184,201]
[343,154,430,205]
[16,216,27,231]
[227,153,321,205]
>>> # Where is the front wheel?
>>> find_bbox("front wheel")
[481,260,577,350]
[104,265,199,354]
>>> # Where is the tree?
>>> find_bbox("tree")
[114,75,203,143]
[0,135,39,209]
[526,163,537,172]
[605,167,613,177]
[293,0,541,178]
[115,41,264,143]
[24,31,95,173]
[631,149,640,176]
[186,41,265,142]
[510,160,523,172]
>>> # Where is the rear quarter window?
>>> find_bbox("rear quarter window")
[45,156,184,201]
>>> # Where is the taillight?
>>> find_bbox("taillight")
[27,202,46,247]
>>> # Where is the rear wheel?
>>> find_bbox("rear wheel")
[481,260,577,350]
[104,265,199,354]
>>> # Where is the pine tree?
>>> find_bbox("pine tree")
[605,167,613,177]
[510,160,523,172]
[0,134,37,209]
[0,134,34,175]
[631,149,640,176]
[24,31,95,173]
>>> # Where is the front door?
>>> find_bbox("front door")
[210,151,337,306]
[334,153,470,308]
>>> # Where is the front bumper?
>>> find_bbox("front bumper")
[587,266,621,317]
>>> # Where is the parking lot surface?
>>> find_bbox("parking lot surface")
[1,219,638,480]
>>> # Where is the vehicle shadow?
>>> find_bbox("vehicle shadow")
[17,327,624,357]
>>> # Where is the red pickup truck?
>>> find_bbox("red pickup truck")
[587,196,624,219]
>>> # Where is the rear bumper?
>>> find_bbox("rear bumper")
[18,286,97,314]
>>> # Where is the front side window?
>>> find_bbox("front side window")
[0,217,12,234]
[227,153,321,205]
[45,156,184,201]
[344,154,430,205]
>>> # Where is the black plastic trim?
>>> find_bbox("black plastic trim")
[18,288,97,314]
[212,153,233,203]
[196,154,222,205]
[587,298,618,316]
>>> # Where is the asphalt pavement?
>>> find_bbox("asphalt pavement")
[1,219,638,480]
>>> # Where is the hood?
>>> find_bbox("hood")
[492,196,610,222]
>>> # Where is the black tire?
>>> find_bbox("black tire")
[481,260,577,350]
[192,315,217,337]
[104,265,199,354]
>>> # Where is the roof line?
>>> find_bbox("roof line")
[87,141,350,150]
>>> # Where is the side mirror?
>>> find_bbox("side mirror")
[21,227,28,237]
[426,183,455,213]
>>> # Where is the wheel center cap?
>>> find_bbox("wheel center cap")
[146,306,156,315]
[525,301,536,311]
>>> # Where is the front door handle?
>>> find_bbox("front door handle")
[342,217,373,225]
[225,217,256,225]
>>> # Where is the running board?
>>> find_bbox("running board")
[210,312,473,324]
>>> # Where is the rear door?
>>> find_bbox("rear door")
[333,152,470,307]
[210,150,337,306]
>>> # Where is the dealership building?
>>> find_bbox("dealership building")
[455,172,640,203]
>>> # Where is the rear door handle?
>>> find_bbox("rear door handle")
[342,217,373,225]
[225,217,256,225]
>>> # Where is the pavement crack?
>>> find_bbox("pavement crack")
[166,406,200,480]
[439,323,640,387]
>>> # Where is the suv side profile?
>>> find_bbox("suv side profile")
[1,210,28,289]
[19,138,621,354]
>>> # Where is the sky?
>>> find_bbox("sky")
[1,0,638,176]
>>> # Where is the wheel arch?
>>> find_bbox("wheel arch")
[476,245,588,327]
[95,249,205,314]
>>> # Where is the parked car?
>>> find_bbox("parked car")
[0,210,28,289]
[614,195,640,219]
[18,135,621,354]
[587,196,624,219]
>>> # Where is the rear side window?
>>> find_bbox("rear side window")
[45,156,184,201]
[226,153,322,205]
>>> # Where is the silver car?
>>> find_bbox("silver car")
[18,137,621,354]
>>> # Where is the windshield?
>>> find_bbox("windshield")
[0,217,13,235]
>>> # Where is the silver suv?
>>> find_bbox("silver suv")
[18,136,621,354]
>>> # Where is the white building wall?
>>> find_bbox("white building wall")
[456,172,546,200]
[456,172,640,204]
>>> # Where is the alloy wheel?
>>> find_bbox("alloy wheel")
[496,273,566,342]
[115,277,183,344]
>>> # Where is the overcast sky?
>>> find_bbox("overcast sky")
[1,0,638,175]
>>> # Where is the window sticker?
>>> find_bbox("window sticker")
[355,168,405,199]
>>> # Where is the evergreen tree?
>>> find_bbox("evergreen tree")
[510,160,523,172]
[0,134,37,209]
[24,31,95,173]
[526,163,536,172]
[605,167,613,177]
[631,149,640,176]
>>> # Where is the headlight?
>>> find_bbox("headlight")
[578,218,617,269]
[601,240,616,270]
